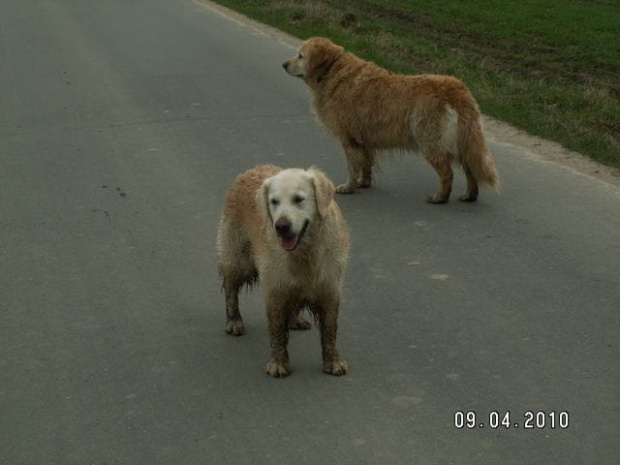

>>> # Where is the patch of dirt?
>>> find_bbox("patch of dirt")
[198,0,620,187]
[483,115,620,187]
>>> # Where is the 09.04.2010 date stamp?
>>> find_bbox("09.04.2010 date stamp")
[454,411,570,430]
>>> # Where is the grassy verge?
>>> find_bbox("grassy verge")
[210,0,620,168]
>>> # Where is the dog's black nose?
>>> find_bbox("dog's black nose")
[282,62,288,70]
[275,217,291,236]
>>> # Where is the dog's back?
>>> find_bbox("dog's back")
[220,164,281,237]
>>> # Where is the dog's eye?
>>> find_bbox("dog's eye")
[270,198,279,206]
[293,195,305,204]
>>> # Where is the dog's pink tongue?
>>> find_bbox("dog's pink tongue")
[280,235,298,251]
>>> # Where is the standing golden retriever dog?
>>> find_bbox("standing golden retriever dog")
[217,165,349,378]
[283,37,500,203]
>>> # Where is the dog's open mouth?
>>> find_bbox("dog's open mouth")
[279,220,309,252]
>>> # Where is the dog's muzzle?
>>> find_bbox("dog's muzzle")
[275,218,309,252]
[282,61,303,78]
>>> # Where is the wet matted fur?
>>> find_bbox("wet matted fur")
[283,37,500,203]
[216,165,349,378]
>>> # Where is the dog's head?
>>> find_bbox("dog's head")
[282,37,344,88]
[257,167,335,252]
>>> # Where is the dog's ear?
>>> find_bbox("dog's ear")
[256,177,273,224]
[307,167,335,217]
[306,38,344,86]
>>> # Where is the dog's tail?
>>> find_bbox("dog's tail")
[456,104,500,190]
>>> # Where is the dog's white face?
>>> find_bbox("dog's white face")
[263,169,316,251]
[259,167,335,252]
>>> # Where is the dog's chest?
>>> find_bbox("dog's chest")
[261,249,341,295]
[284,254,323,285]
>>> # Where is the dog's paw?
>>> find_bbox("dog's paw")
[323,358,348,376]
[266,359,291,378]
[458,191,478,202]
[426,194,449,204]
[356,177,372,188]
[336,184,356,194]
[226,319,245,336]
[289,315,311,330]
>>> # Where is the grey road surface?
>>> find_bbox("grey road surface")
[1,0,619,463]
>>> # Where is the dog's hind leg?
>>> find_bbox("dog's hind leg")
[217,219,255,336]
[222,273,246,336]
[459,163,479,202]
[357,148,376,188]
[423,148,453,204]
[289,307,311,330]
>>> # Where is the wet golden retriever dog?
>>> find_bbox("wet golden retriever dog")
[217,165,349,378]
[283,37,500,203]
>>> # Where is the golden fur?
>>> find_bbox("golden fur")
[283,37,500,203]
[217,165,349,378]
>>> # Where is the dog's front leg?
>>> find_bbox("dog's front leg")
[265,293,291,378]
[317,296,348,376]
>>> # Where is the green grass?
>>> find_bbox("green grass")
[210,0,620,168]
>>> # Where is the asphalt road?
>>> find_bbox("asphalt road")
[1,0,619,463]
